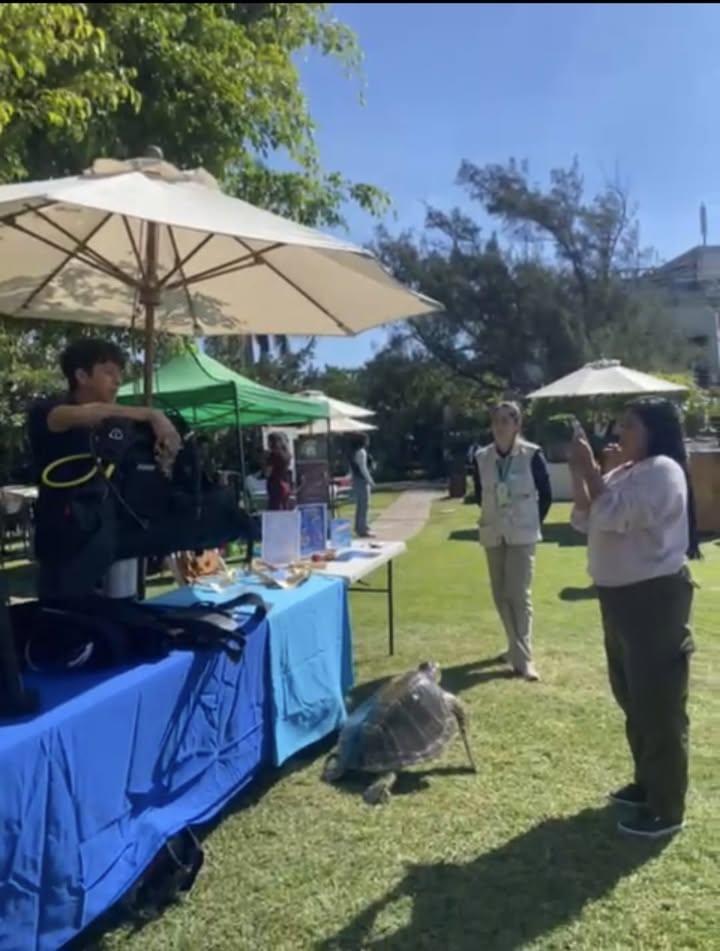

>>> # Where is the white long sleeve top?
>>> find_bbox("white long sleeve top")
[571,455,689,588]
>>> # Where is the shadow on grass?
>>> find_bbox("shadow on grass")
[317,806,669,951]
[447,524,585,547]
[325,763,476,802]
[540,523,586,548]
[447,528,478,543]
[559,585,598,602]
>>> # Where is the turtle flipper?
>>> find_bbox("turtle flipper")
[363,771,397,806]
[322,753,345,783]
[446,692,477,774]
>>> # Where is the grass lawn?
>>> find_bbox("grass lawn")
[57,500,720,948]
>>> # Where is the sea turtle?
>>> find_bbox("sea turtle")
[322,661,477,805]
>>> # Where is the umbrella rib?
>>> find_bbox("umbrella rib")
[16,212,115,313]
[163,243,283,290]
[0,200,56,225]
[7,219,138,288]
[167,226,202,333]
[158,233,215,289]
[233,238,353,334]
[122,215,147,283]
[30,207,135,284]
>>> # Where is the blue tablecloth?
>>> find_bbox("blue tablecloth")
[156,573,354,765]
[0,574,353,951]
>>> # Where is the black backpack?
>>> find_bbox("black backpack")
[10,592,269,673]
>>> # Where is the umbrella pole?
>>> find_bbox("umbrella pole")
[137,219,160,599]
[234,391,249,509]
[327,416,335,517]
[142,220,160,406]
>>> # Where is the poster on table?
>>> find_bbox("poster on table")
[330,518,353,550]
[261,510,301,565]
[299,503,328,557]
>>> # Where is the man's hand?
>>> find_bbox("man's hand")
[149,410,182,474]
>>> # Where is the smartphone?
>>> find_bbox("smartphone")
[570,418,585,439]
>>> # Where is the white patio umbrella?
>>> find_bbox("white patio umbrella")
[0,151,443,398]
[526,359,688,399]
[295,415,377,436]
[295,389,375,419]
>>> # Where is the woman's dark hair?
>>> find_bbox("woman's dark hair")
[626,398,701,559]
[60,337,126,391]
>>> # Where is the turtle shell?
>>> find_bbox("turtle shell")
[337,668,456,773]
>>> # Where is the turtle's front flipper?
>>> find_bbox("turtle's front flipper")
[363,771,397,806]
[322,753,344,783]
[446,693,477,774]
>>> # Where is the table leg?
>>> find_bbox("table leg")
[388,559,395,656]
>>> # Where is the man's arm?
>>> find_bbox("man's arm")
[531,449,552,522]
[47,402,157,433]
[46,402,182,459]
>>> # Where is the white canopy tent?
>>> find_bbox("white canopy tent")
[0,152,443,397]
[295,389,375,420]
[526,359,688,399]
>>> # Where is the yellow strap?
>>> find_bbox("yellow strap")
[40,454,115,489]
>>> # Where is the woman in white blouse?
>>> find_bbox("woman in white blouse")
[569,398,700,840]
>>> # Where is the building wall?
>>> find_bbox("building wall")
[630,246,720,385]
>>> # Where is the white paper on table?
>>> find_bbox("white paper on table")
[261,510,301,566]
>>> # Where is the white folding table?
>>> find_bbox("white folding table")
[318,540,407,655]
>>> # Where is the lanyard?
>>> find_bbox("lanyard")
[495,454,513,483]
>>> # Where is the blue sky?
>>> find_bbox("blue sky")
[297,2,720,368]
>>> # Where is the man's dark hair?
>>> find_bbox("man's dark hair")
[60,338,126,391]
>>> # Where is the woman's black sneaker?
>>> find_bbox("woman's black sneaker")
[608,782,647,808]
[618,809,684,839]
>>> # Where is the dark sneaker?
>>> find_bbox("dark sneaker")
[608,782,647,808]
[618,809,684,839]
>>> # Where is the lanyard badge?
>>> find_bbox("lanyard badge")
[495,456,512,508]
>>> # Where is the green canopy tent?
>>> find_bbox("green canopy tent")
[117,348,329,505]
[117,348,328,429]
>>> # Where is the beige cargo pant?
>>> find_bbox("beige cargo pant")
[485,540,536,676]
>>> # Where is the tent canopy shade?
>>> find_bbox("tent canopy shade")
[526,360,689,400]
[117,348,328,429]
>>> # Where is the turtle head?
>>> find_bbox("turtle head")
[418,660,441,682]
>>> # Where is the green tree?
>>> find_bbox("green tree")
[1,3,389,228]
[352,334,492,480]
[0,3,138,182]
[0,4,390,395]
[374,159,690,392]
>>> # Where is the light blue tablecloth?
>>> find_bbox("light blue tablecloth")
[156,573,354,765]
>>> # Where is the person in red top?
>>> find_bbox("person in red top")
[264,433,292,510]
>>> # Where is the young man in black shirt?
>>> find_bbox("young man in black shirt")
[27,338,182,596]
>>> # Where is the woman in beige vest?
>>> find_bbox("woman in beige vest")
[474,402,552,681]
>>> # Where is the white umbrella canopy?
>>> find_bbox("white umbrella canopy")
[295,389,374,419]
[295,415,377,436]
[526,360,689,400]
[0,152,443,397]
